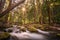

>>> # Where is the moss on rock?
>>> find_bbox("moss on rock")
[20,27,26,32]
[0,32,10,40]
[28,27,38,33]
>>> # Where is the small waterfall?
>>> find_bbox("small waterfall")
[26,29,30,33]
[5,28,13,32]
[36,29,50,35]
[5,29,9,32]
[9,29,49,40]
[10,32,48,40]
[12,25,20,33]
[5,25,52,40]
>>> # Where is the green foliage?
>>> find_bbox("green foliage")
[54,13,60,23]
[56,0,60,3]
[0,0,60,27]
[53,5,60,24]
[27,5,35,21]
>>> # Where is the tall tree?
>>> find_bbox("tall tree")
[46,0,52,25]
[39,0,43,24]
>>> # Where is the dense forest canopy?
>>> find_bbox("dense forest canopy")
[0,0,60,31]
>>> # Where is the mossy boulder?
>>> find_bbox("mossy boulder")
[36,24,49,31]
[28,27,38,33]
[20,27,26,32]
[0,32,10,40]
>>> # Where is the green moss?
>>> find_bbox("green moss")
[36,24,49,31]
[0,32,10,40]
[57,34,60,36]
[28,27,38,32]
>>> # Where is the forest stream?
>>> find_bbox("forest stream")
[5,25,59,40]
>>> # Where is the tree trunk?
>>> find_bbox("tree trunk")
[46,1,53,25]
[39,2,43,24]
[0,0,5,13]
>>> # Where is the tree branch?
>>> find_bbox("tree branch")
[0,0,25,18]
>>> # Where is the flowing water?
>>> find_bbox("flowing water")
[5,25,58,40]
